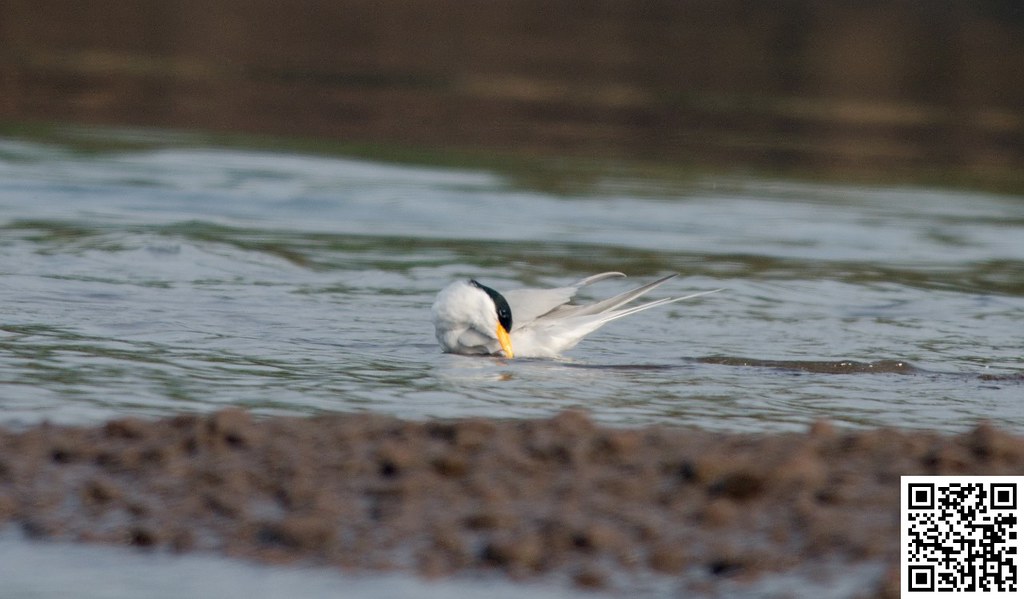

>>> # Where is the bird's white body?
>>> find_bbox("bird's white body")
[431,272,720,358]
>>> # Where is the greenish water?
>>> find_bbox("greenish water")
[1,134,1021,434]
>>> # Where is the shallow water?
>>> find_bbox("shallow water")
[0,531,881,599]
[1,135,1021,435]
[0,532,590,599]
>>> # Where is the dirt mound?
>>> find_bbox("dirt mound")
[0,410,1020,595]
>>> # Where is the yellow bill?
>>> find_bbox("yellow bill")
[496,324,514,358]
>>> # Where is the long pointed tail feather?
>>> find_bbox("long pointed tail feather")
[596,288,723,324]
[568,274,680,317]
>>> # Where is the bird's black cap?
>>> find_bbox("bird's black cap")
[469,280,513,332]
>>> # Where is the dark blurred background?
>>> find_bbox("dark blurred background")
[1,0,1022,186]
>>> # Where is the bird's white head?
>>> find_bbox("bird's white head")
[431,279,515,358]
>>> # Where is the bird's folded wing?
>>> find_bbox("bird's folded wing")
[502,286,578,329]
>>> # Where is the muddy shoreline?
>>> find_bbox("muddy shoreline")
[1,409,1021,595]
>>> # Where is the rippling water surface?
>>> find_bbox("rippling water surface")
[1,132,1022,598]
[1,134,1022,435]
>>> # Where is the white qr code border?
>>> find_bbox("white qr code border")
[902,476,1022,598]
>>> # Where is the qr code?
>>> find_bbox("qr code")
[902,476,1022,597]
